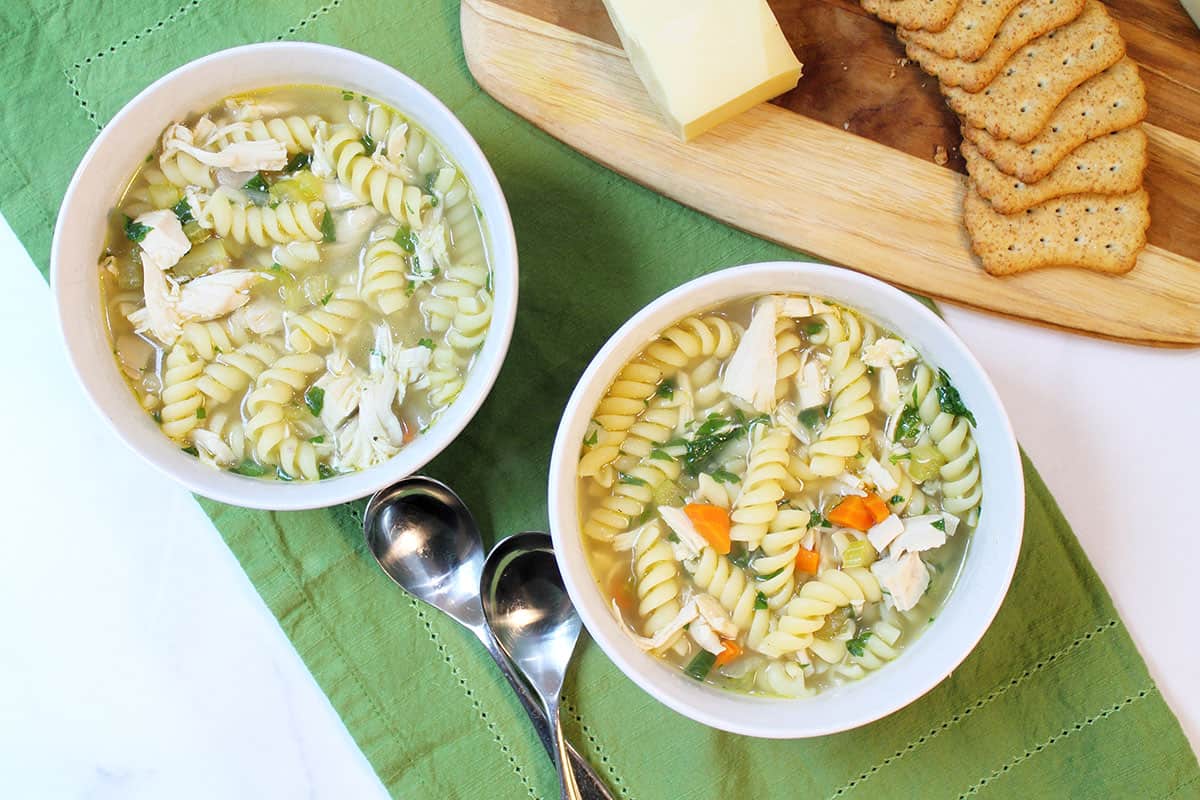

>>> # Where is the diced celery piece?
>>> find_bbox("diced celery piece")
[815,607,852,639]
[148,183,182,209]
[301,273,332,307]
[268,170,323,204]
[841,539,877,568]
[172,238,228,280]
[182,220,210,245]
[275,269,304,310]
[116,250,143,290]
[652,480,685,507]
[907,443,947,483]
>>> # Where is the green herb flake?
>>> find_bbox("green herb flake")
[405,280,417,297]
[931,518,947,532]
[808,510,831,529]
[195,407,206,419]
[123,215,152,243]
[889,495,905,505]
[894,406,922,442]
[181,445,199,457]
[684,650,717,681]
[798,407,822,429]
[269,262,283,272]
[666,531,680,543]
[341,90,355,101]
[756,567,785,582]
[617,472,648,487]
[231,460,268,477]
[318,464,337,480]
[710,467,740,484]
[889,452,911,463]
[729,546,754,568]
[583,429,599,447]
[171,198,194,224]
[304,386,326,417]
[242,172,270,205]
[320,209,336,243]
[283,151,311,173]
[754,591,769,610]
[935,368,977,426]
[649,448,675,461]
[655,380,674,400]
[151,411,162,424]
[805,321,825,336]
[319,291,333,306]
[309,435,325,444]
[846,629,873,658]
[145,152,154,163]
[418,337,435,349]
[360,134,375,153]
[276,468,295,482]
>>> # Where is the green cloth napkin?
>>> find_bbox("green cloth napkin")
[4,1,1196,796]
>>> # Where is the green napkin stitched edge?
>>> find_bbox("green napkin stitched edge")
[2,1,1196,797]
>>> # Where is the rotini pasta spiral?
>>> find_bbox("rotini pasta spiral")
[177,300,283,361]
[159,344,204,439]
[322,124,428,227]
[755,506,813,609]
[285,287,365,353]
[643,316,739,372]
[730,426,797,547]
[774,318,803,404]
[159,149,214,189]
[190,410,247,468]
[686,548,771,649]
[422,263,491,333]
[195,341,278,404]
[200,188,326,246]
[806,341,873,476]
[447,291,492,351]
[757,569,881,658]
[243,353,325,464]
[362,237,411,315]
[632,523,685,651]
[425,346,465,407]
[755,661,810,697]
[211,115,320,153]
[910,365,983,516]
[845,620,902,675]
[271,241,321,272]
[276,436,320,481]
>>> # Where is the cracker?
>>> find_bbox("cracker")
[942,1,1125,142]
[898,0,1026,61]
[861,0,962,33]
[964,127,1147,213]
[904,0,1086,90]
[962,59,1148,182]
[963,184,1149,274]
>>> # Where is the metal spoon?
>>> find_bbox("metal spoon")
[481,532,584,800]
[363,477,611,800]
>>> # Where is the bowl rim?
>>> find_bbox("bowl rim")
[548,261,1024,738]
[50,42,518,510]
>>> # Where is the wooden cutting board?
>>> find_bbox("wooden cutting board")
[460,0,1200,346]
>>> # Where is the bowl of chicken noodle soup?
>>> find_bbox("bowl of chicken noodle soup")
[549,263,1022,737]
[53,44,517,509]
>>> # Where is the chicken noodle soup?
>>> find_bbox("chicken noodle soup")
[99,86,492,480]
[577,295,982,696]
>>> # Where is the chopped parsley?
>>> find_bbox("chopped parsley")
[360,133,375,153]
[894,406,922,442]
[181,445,199,457]
[341,89,355,100]
[122,215,151,243]
[754,591,769,610]
[935,368,976,426]
[393,225,416,253]
[242,172,271,205]
[151,411,162,424]
[666,531,680,543]
[195,407,206,419]
[798,407,822,429]
[231,460,268,477]
[283,151,311,173]
[172,198,194,224]
[729,546,754,568]
[319,291,334,306]
[309,435,325,444]
[710,467,740,484]
[655,380,674,400]
[269,262,283,272]
[649,448,675,461]
[808,510,831,529]
[805,321,825,336]
[846,629,873,658]
[304,386,325,417]
[889,495,905,505]
[320,209,336,243]
[276,467,295,482]
[931,518,947,532]
[889,452,911,463]
[583,428,599,447]
[681,412,764,477]
[418,337,435,349]
[617,472,648,487]
[756,567,785,582]
[318,464,337,480]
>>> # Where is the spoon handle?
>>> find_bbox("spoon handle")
[475,626,614,800]
[549,700,584,800]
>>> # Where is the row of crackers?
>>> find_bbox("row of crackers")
[864,0,1150,275]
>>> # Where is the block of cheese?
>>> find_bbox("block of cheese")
[601,0,803,141]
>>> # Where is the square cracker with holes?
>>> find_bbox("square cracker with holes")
[962,58,1148,182]
[963,185,1149,274]
[861,0,962,32]
[904,0,1086,91]
[898,0,1026,61]
[964,127,1147,213]
[943,1,1125,143]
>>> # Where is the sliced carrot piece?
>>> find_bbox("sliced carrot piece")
[795,547,820,574]
[609,572,634,612]
[684,503,732,555]
[827,496,874,531]
[713,639,743,668]
[862,492,890,525]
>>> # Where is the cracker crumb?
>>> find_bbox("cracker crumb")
[898,57,909,68]
[844,122,850,130]
[934,145,948,166]
[889,66,897,78]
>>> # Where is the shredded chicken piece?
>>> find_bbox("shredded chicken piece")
[175,270,263,320]
[161,122,286,173]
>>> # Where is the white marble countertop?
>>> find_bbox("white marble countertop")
[0,212,1195,797]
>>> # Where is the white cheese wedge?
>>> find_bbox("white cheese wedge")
[867,514,904,552]
[721,296,778,412]
[600,0,802,141]
[871,552,929,612]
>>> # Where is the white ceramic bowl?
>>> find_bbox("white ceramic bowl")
[52,43,517,510]
[549,262,1023,738]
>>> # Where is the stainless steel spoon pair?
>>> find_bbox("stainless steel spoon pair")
[363,477,605,800]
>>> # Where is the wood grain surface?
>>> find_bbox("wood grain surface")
[465,0,1200,345]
